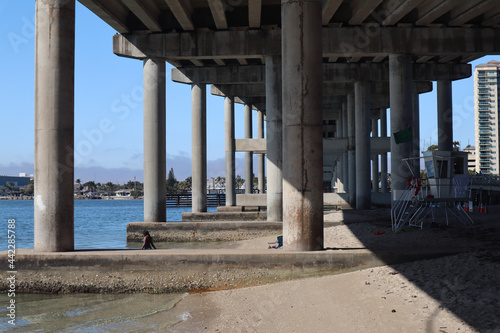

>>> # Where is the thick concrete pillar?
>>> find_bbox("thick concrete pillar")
[225,96,236,206]
[143,58,166,222]
[191,82,207,212]
[257,110,265,194]
[372,118,379,192]
[437,80,453,151]
[347,93,356,205]
[34,0,75,252]
[355,82,371,210]
[282,0,323,250]
[342,103,348,193]
[244,103,253,194]
[265,55,283,222]
[412,88,421,177]
[380,108,388,193]
[389,54,413,201]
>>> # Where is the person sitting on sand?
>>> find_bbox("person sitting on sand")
[141,230,156,250]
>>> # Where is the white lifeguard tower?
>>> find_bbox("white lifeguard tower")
[391,150,474,231]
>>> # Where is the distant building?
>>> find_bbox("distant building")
[474,61,500,175]
[463,145,477,172]
[0,174,33,190]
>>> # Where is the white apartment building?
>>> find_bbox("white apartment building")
[474,61,500,175]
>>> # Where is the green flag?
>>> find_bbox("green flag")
[393,127,412,144]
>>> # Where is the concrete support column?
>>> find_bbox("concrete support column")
[347,93,356,205]
[355,82,371,210]
[257,110,265,194]
[282,0,323,250]
[372,118,379,192]
[437,80,453,151]
[191,82,207,213]
[265,55,283,222]
[342,102,348,194]
[34,0,75,252]
[380,108,388,193]
[143,58,166,222]
[412,88,421,177]
[244,104,253,194]
[389,54,413,201]
[336,117,344,193]
[225,96,236,206]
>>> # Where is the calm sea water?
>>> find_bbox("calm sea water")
[0,199,217,251]
[0,200,218,332]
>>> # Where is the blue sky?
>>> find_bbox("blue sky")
[0,1,492,183]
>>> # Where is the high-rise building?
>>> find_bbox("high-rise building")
[474,60,500,175]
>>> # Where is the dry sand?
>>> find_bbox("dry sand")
[170,207,500,332]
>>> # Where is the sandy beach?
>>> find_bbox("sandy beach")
[171,207,500,332]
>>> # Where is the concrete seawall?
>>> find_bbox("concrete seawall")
[126,221,342,242]
[0,248,456,294]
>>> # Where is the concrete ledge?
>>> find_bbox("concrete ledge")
[182,211,267,222]
[0,248,458,294]
[217,206,244,212]
[127,221,280,242]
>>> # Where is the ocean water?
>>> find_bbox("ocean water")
[0,293,190,332]
[0,199,218,332]
[0,199,217,251]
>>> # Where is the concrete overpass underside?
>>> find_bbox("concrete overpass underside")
[34,0,500,251]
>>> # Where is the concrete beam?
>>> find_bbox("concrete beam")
[114,30,280,60]
[323,136,390,156]
[382,0,425,26]
[121,0,161,32]
[113,27,500,59]
[322,0,342,25]
[235,138,266,154]
[349,0,384,25]
[172,63,470,84]
[211,81,433,98]
[208,0,228,30]
[164,0,195,31]
[248,0,262,28]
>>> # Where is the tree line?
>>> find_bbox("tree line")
[73,168,257,196]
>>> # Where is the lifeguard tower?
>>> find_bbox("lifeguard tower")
[391,150,474,231]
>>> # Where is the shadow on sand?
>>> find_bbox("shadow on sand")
[338,205,500,332]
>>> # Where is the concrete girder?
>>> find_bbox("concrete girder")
[349,0,384,25]
[208,0,228,30]
[382,0,426,26]
[164,0,195,31]
[121,0,162,32]
[323,137,391,156]
[113,27,500,60]
[449,0,499,27]
[249,0,262,28]
[235,138,266,153]
[322,0,342,25]
[172,63,470,85]
[416,0,456,26]
[211,81,433,99]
